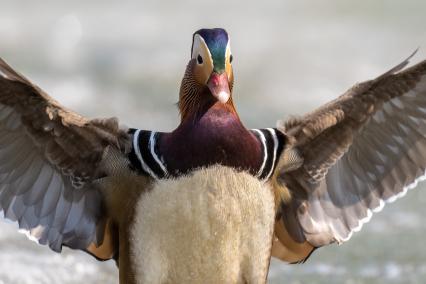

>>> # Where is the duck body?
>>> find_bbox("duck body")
[121,102,285,283]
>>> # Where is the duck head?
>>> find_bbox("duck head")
[179,28,236,121]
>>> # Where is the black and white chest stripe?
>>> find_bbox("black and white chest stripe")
[250,128,285,180]
[128,128,285,181]
[128,129,169,179]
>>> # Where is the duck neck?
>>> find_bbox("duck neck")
[179,86,238,124]
[176,98,244,140]
[158,99,262,177]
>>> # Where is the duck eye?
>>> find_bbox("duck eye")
[197,54,203,64]
[230,54,233,63]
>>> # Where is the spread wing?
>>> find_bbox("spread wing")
[274,53,426,250]
[0,57,129,253]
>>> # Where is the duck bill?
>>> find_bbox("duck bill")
[207,72,230,104]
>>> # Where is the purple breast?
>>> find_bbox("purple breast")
[159,117,263,177]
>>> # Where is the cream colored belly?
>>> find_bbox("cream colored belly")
[129,165,275,284]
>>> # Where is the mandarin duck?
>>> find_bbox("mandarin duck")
[1,28,426,284]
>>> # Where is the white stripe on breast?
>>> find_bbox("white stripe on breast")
[133,129,158,179]
[149,131,169,177]
[264,128,278,179]
[252,129,268,178]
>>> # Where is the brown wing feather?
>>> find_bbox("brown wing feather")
[0,57,130,253]
[273,54,426,251]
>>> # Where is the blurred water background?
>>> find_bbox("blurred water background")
[1,0,426,283]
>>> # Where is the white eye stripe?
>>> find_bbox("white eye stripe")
[192,34,213,62]
[225,38,232,61]
[191,34,214,83]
